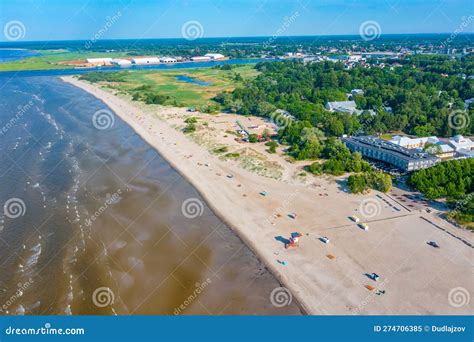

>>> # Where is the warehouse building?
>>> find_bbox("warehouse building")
[131,57,160,65]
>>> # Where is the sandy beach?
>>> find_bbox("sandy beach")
[61,76,473,315]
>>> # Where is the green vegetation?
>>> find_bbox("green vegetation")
[0,50,131,72]
[80,66,258,108]
[79,71,128,83]
[447,194,474,228]
[215,59,474,138]
[213,146,229,154]
[307,162,323,175]
[408,159,474,200]
[265,141,278,153]
[348,171,392,193]
[248,134,258,143]
[183,116,198,133]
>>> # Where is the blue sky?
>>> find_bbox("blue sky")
[1,0,473,41]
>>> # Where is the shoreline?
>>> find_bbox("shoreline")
[60,75,474,315]
[60,76,311,314]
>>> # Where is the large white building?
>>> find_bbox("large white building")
[389,135,439,149]
[448,135,474,158]
[160,57,177,63]
[425,143,455,159]
[448,135,474,151]
[191,56,212,62]
[204,53,225,60]
[325,100,359,114]
[86,57,113,65]
[131,57,160,65]
[111,59,132,67]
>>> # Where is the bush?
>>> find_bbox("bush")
[348,174,367,193]
[265,141,278,153]
[348,171,392,193]
[144,93,169,105]
[183,122,196,133]
[184,117,197,124]
[213,146,228,154]
[308,162,322,175]
[322,159,346,176]
[248,134,258,143]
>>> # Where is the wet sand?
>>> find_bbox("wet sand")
[62,76,474,315]
[0,76,301,315]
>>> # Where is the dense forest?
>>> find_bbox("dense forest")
[408,158,473,199]
[408,159,474,225]
[215,58,473,138]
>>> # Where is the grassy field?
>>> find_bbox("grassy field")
[101,65,259,108]
[0,50,132,71]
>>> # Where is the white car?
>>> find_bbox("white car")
[320,237,330,244]
[351,215,360,223]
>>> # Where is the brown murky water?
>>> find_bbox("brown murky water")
[0,77,301,315]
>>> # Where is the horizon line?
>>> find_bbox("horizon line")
[1,32,474,44]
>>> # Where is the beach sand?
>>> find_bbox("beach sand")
[62,76,474,315]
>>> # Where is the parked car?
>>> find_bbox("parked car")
[427,241,440,248]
